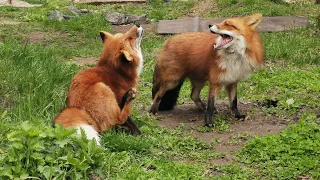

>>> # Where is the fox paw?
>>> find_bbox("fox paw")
[148,104,159,115]
[235,114,246,120]
[126,88,137,102]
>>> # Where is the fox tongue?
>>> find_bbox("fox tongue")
[214,36,232,49]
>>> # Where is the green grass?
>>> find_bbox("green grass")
[214,0,320,18]
[0,0,320,179]
[0,43,78,122]
[237,113,320,179]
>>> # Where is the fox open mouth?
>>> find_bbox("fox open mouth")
[214,33,233,49]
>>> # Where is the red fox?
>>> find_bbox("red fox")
[54,25,144,145]
[150,14,264,127]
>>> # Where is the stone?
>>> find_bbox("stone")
[65,6,80,16]
[63,15,74,20]
[79,9,89,13]
[65,6,80,14]
[125,14,147,24]
[103,12,127,25]
[48,11,64,21]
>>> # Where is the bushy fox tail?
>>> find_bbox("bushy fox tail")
[152,65,185,111]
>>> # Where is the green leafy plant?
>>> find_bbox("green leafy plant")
[0,122,105,179]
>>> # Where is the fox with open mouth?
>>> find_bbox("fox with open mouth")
[150,13,264,127]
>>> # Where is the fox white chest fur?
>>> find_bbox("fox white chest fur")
[217,37,256,85]
[136,26,144,75]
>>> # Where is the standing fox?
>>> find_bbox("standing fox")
[54,25,144,145]
[150,14,264,127]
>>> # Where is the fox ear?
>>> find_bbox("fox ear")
[100,31,113,43]
[245,13,262,30]
[121,50,133,62]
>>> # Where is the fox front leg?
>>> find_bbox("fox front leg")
[204,84,220,127]
[226,83,245,119]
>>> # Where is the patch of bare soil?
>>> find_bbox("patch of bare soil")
[182,0,218,19]
[156,100,290,165]
[25,32,46,43]
[112,24,156,34]
[24,31,70,46]
[73,57,98,66]
[0,18,21,25]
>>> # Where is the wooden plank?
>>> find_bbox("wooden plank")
[156,19,194,35]
[157,16,309,35]
[192,17,200,32]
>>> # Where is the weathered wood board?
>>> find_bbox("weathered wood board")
[157,16,309,34]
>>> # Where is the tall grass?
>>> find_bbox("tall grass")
[0,42,78,123]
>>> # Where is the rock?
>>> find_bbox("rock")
[48,11,64,21]
[65,6,80,16]
[65,6,80,14]
[103,12,127,25]
[125,14,147,24]
[103,12,148,25]
[79,9,89,13]
[63,15,74,20]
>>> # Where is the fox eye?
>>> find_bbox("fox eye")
[226,23,237,30]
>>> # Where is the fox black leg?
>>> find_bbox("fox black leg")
[205,84,220,127]
[149,95,162,115]
[204,95,216,127]
[122,116,142,135]
[231,95,245,119]
[120,90,131,110]
[119,89,141,135]
[226,83,245,119]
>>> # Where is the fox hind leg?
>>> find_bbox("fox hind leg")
[121,116,142,135]
[149,81,181,115]
[190,80,206,112]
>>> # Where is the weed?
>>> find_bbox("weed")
[236,113,320,179]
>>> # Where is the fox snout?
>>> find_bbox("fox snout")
[209,25,219,34]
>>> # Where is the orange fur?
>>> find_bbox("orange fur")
[54,25,143,135]
[150,14,264,126]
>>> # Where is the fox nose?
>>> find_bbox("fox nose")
[208,24,213,28]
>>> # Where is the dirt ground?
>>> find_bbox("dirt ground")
[73,57,98,65]
[182,0,218,18]
[112,24,156,34]
[156,100,289,165]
